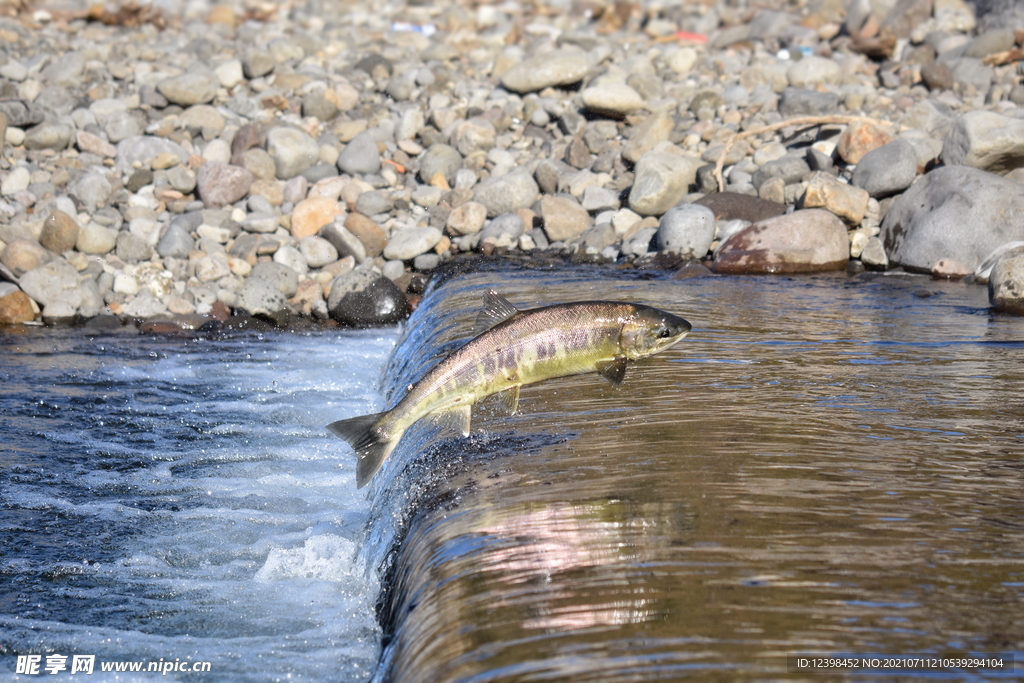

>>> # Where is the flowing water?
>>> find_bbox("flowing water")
[0,326,397,681]
[2,264,1024,682]
[360,265,1024,682]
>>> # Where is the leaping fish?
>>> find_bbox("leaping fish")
[328,290,692,488]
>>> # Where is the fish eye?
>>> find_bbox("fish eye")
[657,327,673,338]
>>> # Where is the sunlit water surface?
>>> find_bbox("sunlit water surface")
[360,267,1024,682]
[0,327,398,681]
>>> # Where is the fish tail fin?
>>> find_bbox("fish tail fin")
[326,412,399,488]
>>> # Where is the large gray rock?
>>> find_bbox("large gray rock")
[628,150,703,216]
[988,248,1024,314]
[250,261,299,297]
[500,50,590,93]
[851,140,919,198]
[327,267,409,327]
[713,209,848,274]
[19,259,80,307]
[942,110,1024,174]
[473,170,540,217]
[881,165,1024,273]
[657,203,716,258]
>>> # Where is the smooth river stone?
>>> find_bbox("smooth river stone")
[291,196,345,240]
[941,110,1024,174]
[581,83,645,115]
[156,72,219,106]
[628,150,703,216]
[713,209,849,274]
[500,50,590,93]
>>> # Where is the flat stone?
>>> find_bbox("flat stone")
[779,88,840,117]
[802,172,870,224]
[657,203,716,258]
[786,56,841,87]
[383,226,442,260]
[2,166,30,196]
[695,192,787,223]
[236,276,287,316]
[628,150,703,216]
[752,153,811,190]
[852,140,919,198]
[942,110,1024,174]
[581,83,645,116]
[291,196,344,240]
[500,49,590,93]
[266,127,321,180]
[23,121,74,151]
[881,165,1024,273]
[116,136,189,173]
[713,209,849,274]
[157,72,219,106]
[76,130,117,158]
[540,195,593,242]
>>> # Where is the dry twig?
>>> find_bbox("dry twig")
[713,114,897,193]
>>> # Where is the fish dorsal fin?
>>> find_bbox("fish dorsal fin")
[473,290,520,335]
[596,357,628,386]
[492,385,521,416]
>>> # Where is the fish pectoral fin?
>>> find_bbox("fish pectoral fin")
[493,385,521,416]
[431,405,473,437]
[596,357,628,386]
[473,290,520,335]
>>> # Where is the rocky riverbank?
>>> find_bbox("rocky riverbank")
[2,0,1024,330]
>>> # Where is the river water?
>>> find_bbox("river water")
[0,325,397,681]
[2,264,1023,682]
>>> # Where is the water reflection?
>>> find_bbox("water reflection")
[366,267,1024,682]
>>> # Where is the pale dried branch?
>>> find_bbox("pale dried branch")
[713,114,897,193]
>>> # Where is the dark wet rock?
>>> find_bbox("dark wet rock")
[713,209,849,274]
[327,267,410,326]
[881,165,1024,273]
[851,140,918,198]
[695,192,786,223]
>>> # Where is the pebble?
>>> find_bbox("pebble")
[327,266,409,326]
[0,290,35,325]
[657,204,716,258]
[291,197,345,240]
[337,131,381,176]
[196,163,254,208]
[473,170,540,217]
[629,150,703,216]
[500,50,590,93]
[0,0,1015,327]
[19,260,80,307]
[851,140,919,198]
[384,227,443,261]
[540,196,593,243]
